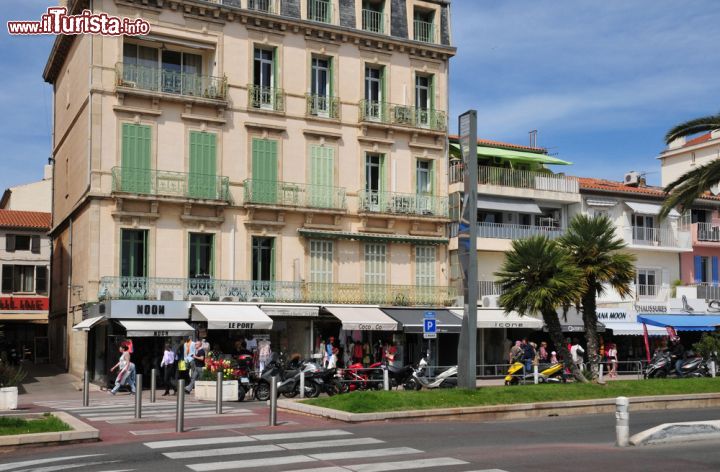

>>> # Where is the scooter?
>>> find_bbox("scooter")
[504,361,564,385]
[644,349,711,378]
[254,360,319,401]
[406,357,457,390]
[309,367,340,396]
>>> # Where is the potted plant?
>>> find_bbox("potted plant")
[0,363,26,410]
[193,357,240,402]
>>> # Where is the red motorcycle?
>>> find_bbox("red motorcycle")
[337,362,374,393]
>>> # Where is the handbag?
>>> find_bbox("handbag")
[178,359,187,371]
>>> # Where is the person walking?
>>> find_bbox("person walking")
[607,342,618,379]
[570,338,585,372]
[521,339,535,374]
[538,341,549,363]
[185,340,206,394]
[509,340,522,364]
[160,343,177,396]
[109,344,136,395]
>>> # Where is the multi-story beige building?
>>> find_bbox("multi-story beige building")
[44,0,455,378]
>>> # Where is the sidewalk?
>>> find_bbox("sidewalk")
[15,360,94,404]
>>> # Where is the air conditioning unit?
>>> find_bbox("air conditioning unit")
[624,171,640,187]
[482,295,500,308]
[157,289,184,301]
[393,106,413,125]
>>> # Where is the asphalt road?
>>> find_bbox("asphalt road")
[3,406,720,472]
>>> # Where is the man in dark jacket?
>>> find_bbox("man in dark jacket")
[522,339,535,374]
[670,336,685,377]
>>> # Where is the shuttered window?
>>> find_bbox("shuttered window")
[310,240,333,283]
[189,131,217,199]
[415,246,436,286]
[310,145,334,207]
[120,123,152,194]
[364,243,386,285]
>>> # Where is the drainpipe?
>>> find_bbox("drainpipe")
[66,217,73,372]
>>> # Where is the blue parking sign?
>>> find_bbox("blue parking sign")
[424,311,437,338]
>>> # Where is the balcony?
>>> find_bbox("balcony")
[478,280,503,296]
[111,167,230,202]
[358,100,447,132]
[305,94,340,119]
[243,179,346,211]
[362,9,384,33]
[247,0,278,13]
[413,20,437,43]
[476,222,563,240]
[308,0,333,23]
[450,163,579,193]
[693,222,720,245]
[358,190,449,218]
[625,226,692,251]
[248,84,285,112]
[98,276,458,306]
[115,63,227,102]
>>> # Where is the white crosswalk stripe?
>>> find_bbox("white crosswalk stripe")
[142,428,475,472]
[0,454,106,471]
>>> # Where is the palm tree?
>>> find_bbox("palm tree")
[660,114,720,218]
[495,235,588,383]
[560,215,636,381]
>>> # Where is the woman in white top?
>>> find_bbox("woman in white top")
[607,343,618,378]
[110,344,136,394]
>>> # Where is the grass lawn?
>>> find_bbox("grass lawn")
[303,378,720,414]
[0,414,71,436]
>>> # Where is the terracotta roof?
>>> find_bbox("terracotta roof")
[579,177,720,202]
[0,210,51,230]
[448,135,546,154]
[683,132,712,148]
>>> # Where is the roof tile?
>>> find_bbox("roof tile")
[0,210,51,230]
[579,177,720,201]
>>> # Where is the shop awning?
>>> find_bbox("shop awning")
[261,306,319,318]
[625,201,680,218]
[449,143,572,165]
[72,316,106,331]
[476,196,542,214]
[450,309,544,329]
[586,199,617,207]
[118,320,195,337]
[383,309,462,333]
[637,314,720,332]
[324,306,398,331]
[603,322,667,336]
[297,229,447,246]
[191,303,273,330]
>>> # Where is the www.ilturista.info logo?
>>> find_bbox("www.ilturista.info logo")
[7,7,150,36]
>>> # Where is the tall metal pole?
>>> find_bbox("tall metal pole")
[134,373,143,419]
[82,370,90,407]
[457,110,478,390]
[269,375,278,426]
[216,371,223,415]
[176,379,185,433]
[150,368,157,403]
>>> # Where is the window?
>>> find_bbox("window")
[36,266,48,294]
[362,0,384,33]
[308,0,332,23]
[5,235,40,253]
[594,208,610,219]
[188,131,218,199]
[253,48,275,108]
[363,65,384,119]
[695,255,718,284]
[637,269,658,297]
[248,0,272,13]
[310,56,332,116]
[415,74,432,126]
[364,243,386,285]
[310,240,333,283]
[416,160,432,195]
[633,214,656,241]
[700,256,710,284]
[122,43,203,95]
[1,265,38,293]
[121,229,147,278]
[365,154,384,193]
[252,237,275,282]
[189,233,214,278]
[415,246,436,286]
[413,8,435,43]
[120,123,152,194]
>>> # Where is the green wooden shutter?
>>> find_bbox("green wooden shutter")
[251,138,278,204]
[380,66,386,120]
[121,123,151,194]
[189,131,217,199]
[328,57,334,98]
[310,145,334,208]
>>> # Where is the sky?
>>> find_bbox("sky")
[1,1,719,190]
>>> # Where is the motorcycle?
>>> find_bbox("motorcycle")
[504,361,565,385]
[405,357,457,390]
[308,367,340,397]
[645,349,710,378]
[337,362,373,393]
[254,359,319,401]
[368,360,415,390]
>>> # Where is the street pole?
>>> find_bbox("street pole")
[299,370,305,399]
[176,379,185,433]
[82,370,90,407]
[150,368,157,403]
[383,366,389,391]
[134,374,142,419]
[216,371,223,415]
[457,110,478,390]
[269,375,278,427]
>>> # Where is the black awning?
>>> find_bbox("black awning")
[382,308,462,334]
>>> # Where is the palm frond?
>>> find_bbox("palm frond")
[660,160,720,218]
[665,114,720,144]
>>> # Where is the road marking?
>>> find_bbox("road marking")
[280,468,348,472]
[13,460,120,472]
[102,412,255,423]
[309,447,422,461]
[250,429,352,441]
[188,455,316,471]
[279,437,383,450]
[144,435,256,449]
[131,420,296,436]
[0,454,105,471]
[164,444,282,460]
[347,458,470,471]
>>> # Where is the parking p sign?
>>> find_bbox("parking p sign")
[423,311,437,339]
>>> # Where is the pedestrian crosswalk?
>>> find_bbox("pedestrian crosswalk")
[0,454,131,472]
[141,428,486,472]
[34,398,256,424]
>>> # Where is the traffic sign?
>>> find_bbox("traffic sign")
[423,311,437,339]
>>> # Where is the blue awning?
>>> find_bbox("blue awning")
[637,314,720,332]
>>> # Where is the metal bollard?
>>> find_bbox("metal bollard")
[711,360,716,378]
[599,363,605,382]
[533,365,539,385]
[299,371,305,399]
[615,396,630,447]
[150,368,157,403]
[269,375,278,427]
[383,367,389,391]
[176,379,185,433]
[216,371,223,415]
[83,370,90,407]
[135,374,143,419]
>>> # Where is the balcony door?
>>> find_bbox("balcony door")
[415,74,433,127]
[310,145,334,208]
[120,229,148,298]
[365,153,385,211]
[309,240,333,301]
[161,50,202,95]
[253,48,275,108]
[310,56,331,116]
[188,131,217,200]
[416,160,433,213]
[252,236,275,298]
[122,43,158,90]
[636,269,657,298]
[364,65,384,120]
[634,214,655,242]
[251,138,278,204]
[120,123,151,194]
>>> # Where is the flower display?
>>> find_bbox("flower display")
[202,358,243,380]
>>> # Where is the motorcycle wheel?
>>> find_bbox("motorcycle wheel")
[656,370,667,378]
[338,382,350,394]
[282,388,299,399]
[306,381,320,398]
[254,382,271,401]
[237,385,246,402]
[403,379,421,391]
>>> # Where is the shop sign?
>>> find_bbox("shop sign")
[227,322,256,329]
[0,297,48,311]
[261,306,319,318]
[107,300,189,319]
[357,324,389,331]
[597,309,628,321]
[634,304,667,313]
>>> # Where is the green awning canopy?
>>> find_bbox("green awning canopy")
[449,143,572,166]
[297,229,447,246]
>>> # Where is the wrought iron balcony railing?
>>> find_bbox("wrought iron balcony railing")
[115,63,228,101]
[248,84,285,112]
[243,179,347,210]
[358,100,447,131]
[695,222,720,243]
[111,167,231,202]
[413,20,436,43]
[305,94,340,119]
[362,9,384,33]
[247,0,277,14]
[98,276,458,306]
[627,226,691,249]
[358,190,449,218]
[308,0,333,23]
[449,163,579,194]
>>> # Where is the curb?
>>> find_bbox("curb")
[0,412,99,447]
[278,392,720,423]
[630,420,720,446]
